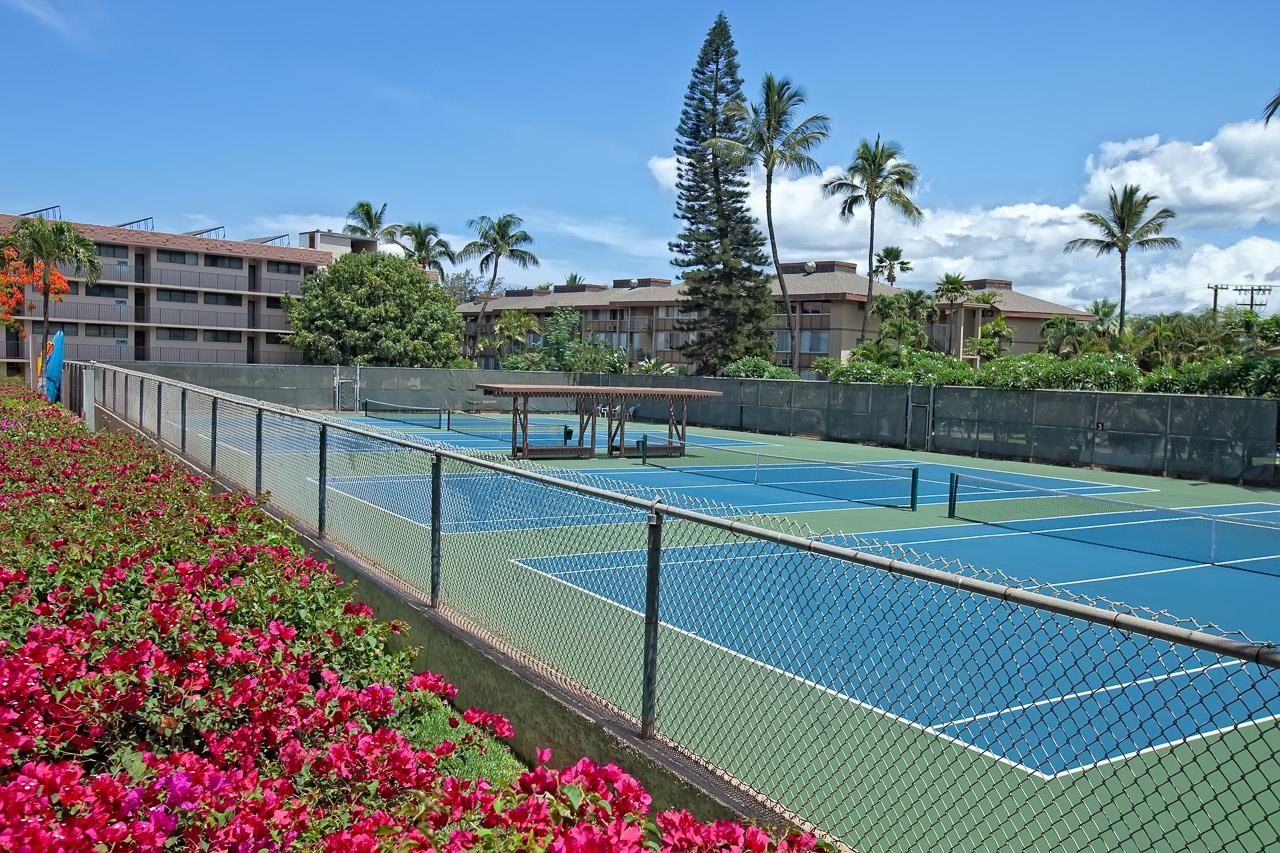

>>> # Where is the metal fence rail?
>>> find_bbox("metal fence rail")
[63,360,1280,851]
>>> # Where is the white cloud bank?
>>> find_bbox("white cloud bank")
[648,120,1280,313]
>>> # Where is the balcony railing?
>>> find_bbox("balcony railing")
[56,262,302,295]
[15,301,291,331]
[48,341,304,365]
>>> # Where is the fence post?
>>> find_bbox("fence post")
[317,424,328,537]
[640,505,664,740]
[254,409,264,496]
[180,389,188,454]
[430,452,443,608]
[947,472,959,518]
[122,376,129,423]
[210,398,219,472]
[155,383,163,437]
[1162,396,1173,477]
[82,366,96,432]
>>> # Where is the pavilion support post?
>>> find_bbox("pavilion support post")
[510,397,518,459]
[681,400,689,456]
[522,395,531,461]
[590,396,598,455]
[616,396,627,457]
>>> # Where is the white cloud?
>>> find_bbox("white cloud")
[1,0,102,42]
[647,119,1280,314]
[534,211,668,261]
[1080,121,1280,229]
[647,156,678,193]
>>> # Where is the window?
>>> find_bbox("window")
[803,330,830,353]
[156,289,198,304]
[204,254,243,270]
[265,297,282,310]
[801,302,829,316]
[85,283,128,299]
[264,332,286,345]
[157,328,198,342]
[29,322,79,337]
[775,330,790,353]
[266,261,301,275]
[156,250,197,265]
[203,329,242,343]
[203,292,242,306]
[84,324,127,338]
[58,281,80,296]
[96,243,128,259]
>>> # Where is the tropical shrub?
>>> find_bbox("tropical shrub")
[0,385,821,851]
[828,349,977,386]
[636,357,677,376]
[978,352,1142,391]
[721,356,800,380]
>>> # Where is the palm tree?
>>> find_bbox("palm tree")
[1041,316,1093,357]
[1088,298,1120,336]
[869,292,906,323]
[872,245,912,285]
[1265,88,1280,125]
[879,315,928,350]
[564,273,587,286]
[933,273,972,357]
[344,201,402,246]
[1063,184,1181,337]
[710,74,829,370]
[398,223,455,279]
[971,290,1001,321]
[900,288,937,325]
[822,136,923,343]
[458,213,540,354]
[493,309,540,358]
[1,216,99,381]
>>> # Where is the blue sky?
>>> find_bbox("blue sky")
[3,0,1278,311]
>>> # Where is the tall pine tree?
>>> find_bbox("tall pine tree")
[669,13,774,375]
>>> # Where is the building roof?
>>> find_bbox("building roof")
[460,264,909,314]
[0,214,334,265]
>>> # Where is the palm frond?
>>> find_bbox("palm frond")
[1266,88,1280,125]
[1062,237,1114,256]
[1134,236,1182,252]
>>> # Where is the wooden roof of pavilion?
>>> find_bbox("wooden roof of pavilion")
[475,383,722,400]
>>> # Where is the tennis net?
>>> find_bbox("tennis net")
[947,472,1280,573]
[361,399,443,429]
[447,409,577,447]
[644,442,919,510]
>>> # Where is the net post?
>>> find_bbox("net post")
[254,408,264,496]
[640,504,663,740]
[910,467,919,511]
[317,423,328,538]
[180,388,187,453]
[947,472,959,517]
[209,397,219,473]
[430,452,443,608]
[638,433,648,465]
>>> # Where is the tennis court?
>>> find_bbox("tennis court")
[102,367,1280,849]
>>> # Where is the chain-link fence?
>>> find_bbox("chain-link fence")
[69,361,1280,851]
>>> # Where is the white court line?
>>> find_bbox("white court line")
[930,661,1242,730]
[1061,551,1280,586]
[508,557,1056,781]
[875,459,1162,493]
[1053,711,1280,779]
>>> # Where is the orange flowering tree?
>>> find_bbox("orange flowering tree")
[1,243,70,335]
[1,219,95,371]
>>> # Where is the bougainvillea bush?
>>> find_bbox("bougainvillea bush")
[0,384,820,851]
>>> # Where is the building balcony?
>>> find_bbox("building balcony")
[17,302,291,331]
[56,262,302,295]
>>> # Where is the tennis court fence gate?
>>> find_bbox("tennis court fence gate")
[65,361,1280,852]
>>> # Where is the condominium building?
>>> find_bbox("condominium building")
[459,261,1092,370]
[1,214,371,380]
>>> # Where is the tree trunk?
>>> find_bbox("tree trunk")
[1118,251,1128,338]
[473,260,501,359]
[860,201,876,343]
[765,172,799,371]
[38,267,51,388]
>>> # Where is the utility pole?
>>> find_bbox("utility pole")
[1207,283,1231,318]
[1234,285,1272,314]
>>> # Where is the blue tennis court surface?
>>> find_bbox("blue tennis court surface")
[516,502,1280,777]
[321,459,1148,527]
